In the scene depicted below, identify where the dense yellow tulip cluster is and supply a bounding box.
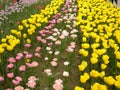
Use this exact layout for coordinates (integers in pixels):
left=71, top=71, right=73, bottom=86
left=75, top=0, right=120, bottom=89
left=0, top=0, right=64, bottom=54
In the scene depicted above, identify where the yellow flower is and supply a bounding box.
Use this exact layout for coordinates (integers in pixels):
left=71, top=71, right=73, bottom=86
left=78, top=61, right=87, bottom=71
left=81, top=43, right=90, bottom=49
left=116, top=75, right=120, bottom=82
left=74, top=86, right=85, bottom=90
left=23, top=33, right=27, bottom=38
left=6, top=45, right=14, bottom=51
left=115, top=51, right=120, bottom=59
left=101, top=64, right=107, bottom=70
left=90, top=57, right=98, bottom=64
left=1, top=38, right=7, bottom=42
left=26, top=39, right=31, bottom=43
left=117, top=62, right=120, bottom=68
left=90, top=70, right=99, bottom=78
left=82, top=37, right=87, bottom=42
left=102, top=55, right=109, bottom=64
left=91, top=83, right=107, bottom=90
left=99, top=71, right=105, bottom=78
left=18, top=25, right=23, bottom=30
left=114, top=81, right=120, bottom=88
left=104, top=76, right=115, bottom=85
left=0, top=45, right=4, bottom=53
left=80, top=73, right=90, bottom=83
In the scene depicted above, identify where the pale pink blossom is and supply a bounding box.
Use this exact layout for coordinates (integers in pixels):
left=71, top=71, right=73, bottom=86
left=17, top=53, right=23, bottom=58
left=23, top=51, right=29, bottom=55
left=62, top=71, right=69, bottom=77
left=15, top=56, right=22, bottom=60
left=54, top=51, right=60, bottom=55
left=55, top=40, right=61, bottom=45
left=15, top=76, right=22, bottom=82
left=0, top=76, right=4, bottom=82
left=45, top=57, right=49, bottom=61
left=19, top=65, right=26, bottom=72
left=26, top=63, right=32, bottom=67
left=34, top=53, right=40, bottom=58
left=50, top=61, right=57, bottom=66
left=36, top=36, right=42, bottom=41
left=55, top=79, right=63, bottom=84
left=6, top=88, right=13, bottom=90
left=12, top=79, right=20, bottom=85
left=7, top=73, right=14, bottom=78
left=24, top=44, right=31, bottom=48
left=64, top=61, right=70, bottom=66
left=41, top=39, right=47, bottom=43
left=26, top=81, right=36, bottom=88
left=14, top=86, right=24, bottom=90
left=44, top=69, right=52, bottom=76
left=28, top=76, right=37, bottom=81
left=7, top=63, right=14, bottom=69
left=59, top=35, right=65, bottom=39
left=48, top=51, right=53, bottom=54
left=35, top=47, right=41, bottom=52
left=8, top=57, right=16, bottom=63
left=31, top=61, right=39, bottom=67
left=53, top=58, right=58, bottom=61
left=46, top=47, right=51, bottom=51
left=26, top=54, right=33, bottom=58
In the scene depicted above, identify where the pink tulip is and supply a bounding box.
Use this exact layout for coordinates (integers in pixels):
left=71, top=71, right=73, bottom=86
left=31, top=61, right=39, bottom=67
left=24, top=44, right=31, bottom=48
left=7, top=63, right=14, bottom=69
left=34, top=53, right=40, bottom=58
left=7, top=73, right=14, bottom=78
left=28, top=76, right=37, bottom=81
left=8, top=57, right=16, bottom=63
left=15, top=76, right=23, bottom=82
left=12, top=79, right=20, bottom=85
left=0, top=76, right=4, bottom=82
left=50, top=61, right=57, bottom=67
left=19, top=65, right=26, bottom=72
left=14, top=86, right=24, bottom=90
left=26, top=81, right=36, bottom=88
left=35, top=47, right=41, bottom=52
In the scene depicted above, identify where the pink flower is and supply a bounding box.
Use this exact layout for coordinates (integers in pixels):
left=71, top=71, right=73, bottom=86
left=62, top=71, right=69, bottom=77
left=34, top=53, right=40, bottom=58
left=7, top=63, right=14, bottom=69
left=53, top=83, right=63, bottom=90
left=44, top=69, right=52, bottom=76
left=15, top=76, right=22, bottom=82
left=12, top=79, right=20, bottom=85
left=55, top=40, right=61, bottom=45
left=26, top=81, right=36, bottom=88
left=7, top=73, right=14, bottom=78
left=23, top=51, right=29, bottom=55
left=50, top=61, right=57, bottom=67
left=31, top=61, right=39, bottom=67
left=26, top=54, right=33, bottom=59
left=55, top=79, right=63, bottom=84
left=19, top=65, right=26, bottom=72
left=0, top=76, right=4, bottom=82
left=59, top=35, right=65, bottom=39
left=48, top=42, right=53, bottom=46
left=14, top=86, right=24, bottom=90
left=35, top=47, right=41, bottom=52
left=28, top=76, right=37, bottom=81
left=24, top=44, right=31, bottom=48
left=15, top=56, right=22, bottom=60
left=36, top=36, right=42, bottom=41
left=26, top=63, right=32, bottom=67
left=54, top=51, right=60, bottom=55
left=53, top=58, right=58, bottom=61
left=8, top=57, right=16, bottom=63
left=17, top=53, right=23, bottom=58
left=41, top=39, right=46, bottom=44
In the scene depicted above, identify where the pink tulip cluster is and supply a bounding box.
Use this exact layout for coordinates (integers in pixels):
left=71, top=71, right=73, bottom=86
left=53, top=79, right=63, bottom=90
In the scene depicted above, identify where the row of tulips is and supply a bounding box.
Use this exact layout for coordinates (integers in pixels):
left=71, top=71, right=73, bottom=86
left=0, top=0, right=38, bottom=26
left=75, top=0, right=120, bottom=90
left=0, top=0, right=65, bottom=89
left=0, top=0, right=64, bottom=54
left=0, top=0, right=80, bottom=89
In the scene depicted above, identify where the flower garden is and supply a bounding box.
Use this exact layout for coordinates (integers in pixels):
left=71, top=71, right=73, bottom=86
left=0, top=0, right=120, bottom=90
